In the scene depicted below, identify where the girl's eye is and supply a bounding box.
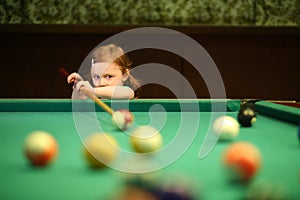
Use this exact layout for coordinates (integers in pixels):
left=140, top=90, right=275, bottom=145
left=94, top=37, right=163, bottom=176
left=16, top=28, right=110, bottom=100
left=105, top=75, right=113, bottom=79
left=93, top=75, right=100, bottom=80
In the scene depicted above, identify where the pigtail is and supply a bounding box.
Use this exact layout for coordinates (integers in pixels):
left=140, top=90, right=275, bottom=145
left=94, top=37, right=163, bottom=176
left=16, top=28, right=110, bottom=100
left=127, top=73, right=141, bottom=91
left=124, top=73, right=142, bottom=99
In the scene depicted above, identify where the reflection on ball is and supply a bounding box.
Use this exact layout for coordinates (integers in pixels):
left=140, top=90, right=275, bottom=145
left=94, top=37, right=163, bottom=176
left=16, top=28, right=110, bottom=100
left=130, top=125, right=163, bottom=153
left=83, top=133, right=119, bottom=168
left=213, top=116, right=240, bottom=140
left=23, top=130, right=58, bottom=166
left=112, top=109, right=134, bottom=130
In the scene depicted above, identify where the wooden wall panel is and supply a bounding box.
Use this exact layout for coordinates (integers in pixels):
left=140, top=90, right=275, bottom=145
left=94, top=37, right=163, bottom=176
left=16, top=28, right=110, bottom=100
left=0, top=25, right=299, bottom=101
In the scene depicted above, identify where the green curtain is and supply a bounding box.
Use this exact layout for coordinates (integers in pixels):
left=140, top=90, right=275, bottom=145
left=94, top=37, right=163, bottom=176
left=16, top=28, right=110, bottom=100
left=1, top=0, right=299, bottom=25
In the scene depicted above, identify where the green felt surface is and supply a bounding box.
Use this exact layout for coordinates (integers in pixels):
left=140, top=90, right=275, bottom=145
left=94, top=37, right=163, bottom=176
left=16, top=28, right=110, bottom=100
left=0, top=99, right=299, bottom=200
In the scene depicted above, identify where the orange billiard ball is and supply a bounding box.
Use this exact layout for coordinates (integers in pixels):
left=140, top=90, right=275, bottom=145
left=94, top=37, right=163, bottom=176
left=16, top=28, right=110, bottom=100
left=23, top=131, right=58, bottom=166
left=223, top=141, right=262, bottom=182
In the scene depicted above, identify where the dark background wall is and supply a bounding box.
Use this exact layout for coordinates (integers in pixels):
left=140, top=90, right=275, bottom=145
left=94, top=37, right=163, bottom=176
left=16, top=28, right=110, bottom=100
left=1, top=25, right=299, bottom=100
left=1, top=0, right=300, bottom=100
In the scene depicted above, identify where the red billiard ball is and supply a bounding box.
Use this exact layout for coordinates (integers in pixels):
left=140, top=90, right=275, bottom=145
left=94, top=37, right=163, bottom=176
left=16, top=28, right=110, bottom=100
left=223, top=141, right=262, bottom=182
left=112, top=109, right=134, bottom=130
left=23, top=131, right=58, bottom=166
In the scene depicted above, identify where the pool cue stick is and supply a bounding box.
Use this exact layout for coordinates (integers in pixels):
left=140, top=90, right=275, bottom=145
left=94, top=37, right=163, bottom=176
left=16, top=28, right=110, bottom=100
left=58, top=67, right=114, bottom=115
left=79, top=87, right=114, bottom=115
left=59, top=68, right=69, bottom=78
left=240, top=99, right=297, bottom=104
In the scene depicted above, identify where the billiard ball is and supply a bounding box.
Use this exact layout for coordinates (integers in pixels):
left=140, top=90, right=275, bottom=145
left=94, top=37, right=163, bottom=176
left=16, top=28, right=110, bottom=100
left=115, top=184, right=158, bottom=200
left=159, top=190, right=195, bottom=200
left=269, top=182, right=289, bottom=200
left=223, top=141, right=261, bottom=182
left=213, top=116, right=240, bottom=140
left=124, top=174, right=159, bottom=195
left=83, top=133, right=119, bottom=168
left=246, top=179, right=289, bottom=200
left=23, top=130, right=58, bottom=166
left=245, top=179, right=272, bottom=200
left=112, top=109, right=134, bottom=130
left=158, top=188, right=195, bottom=200
left=240, top=101, right=257, bottom=112
left=130, top=125, right=163, bottom=153
left=238, top=107, right=257, bottom=127
left=156, top=172, right=197, bottom=200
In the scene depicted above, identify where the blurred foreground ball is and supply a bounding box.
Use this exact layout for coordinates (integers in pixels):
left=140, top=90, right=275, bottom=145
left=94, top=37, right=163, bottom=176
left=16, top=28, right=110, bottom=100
left=83, top=133, right=119, bottom=168
left=223, top=141, right=262, bottom=181
left=246, top=179, right=289, bottom=200
left=157, top=172, right=198, bottom=200
left=23, top=131, right=58, bottom=166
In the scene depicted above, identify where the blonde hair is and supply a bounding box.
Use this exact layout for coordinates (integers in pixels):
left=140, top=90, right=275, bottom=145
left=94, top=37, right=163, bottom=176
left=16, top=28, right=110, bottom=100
left=92, top=44, right=140, bottom=90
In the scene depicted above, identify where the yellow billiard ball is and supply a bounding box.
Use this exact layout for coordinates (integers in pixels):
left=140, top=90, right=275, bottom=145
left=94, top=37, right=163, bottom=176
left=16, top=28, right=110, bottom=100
left=83, top=133, right=119, bottom=168
left=130, top=125, right=163, bottom=153
left=23, top=130, right=58, bottom=166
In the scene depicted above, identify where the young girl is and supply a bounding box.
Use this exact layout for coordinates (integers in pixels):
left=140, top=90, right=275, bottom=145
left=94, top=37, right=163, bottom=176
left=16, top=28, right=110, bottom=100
left=67, top=44, right=140, bottom=99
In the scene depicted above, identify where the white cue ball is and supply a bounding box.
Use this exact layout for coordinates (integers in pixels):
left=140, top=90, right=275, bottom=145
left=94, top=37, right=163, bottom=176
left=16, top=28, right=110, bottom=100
left=213, top=116, right=240, bottom=140
left=112, top=110, right=134, bottom=130
left=130, top=125, right=163, bottom=153
left=23, top=130, right=58, bottom=166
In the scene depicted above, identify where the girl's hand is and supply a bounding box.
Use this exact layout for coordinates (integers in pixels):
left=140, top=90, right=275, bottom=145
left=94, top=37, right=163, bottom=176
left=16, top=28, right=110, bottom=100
left=76, top=81, right=94, bottom=92
left=67, top=72, right=83, bottom=84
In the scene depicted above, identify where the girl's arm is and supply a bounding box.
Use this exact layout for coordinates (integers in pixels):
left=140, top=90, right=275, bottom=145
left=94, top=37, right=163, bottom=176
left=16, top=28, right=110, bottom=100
left=76, top=81, right=134, bottom=100
left=94, top=86, right=134, bottom=99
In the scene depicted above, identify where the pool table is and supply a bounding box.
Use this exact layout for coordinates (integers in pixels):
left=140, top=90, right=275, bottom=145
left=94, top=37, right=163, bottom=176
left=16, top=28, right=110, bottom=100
left=0, top=99, right=299, bottom=200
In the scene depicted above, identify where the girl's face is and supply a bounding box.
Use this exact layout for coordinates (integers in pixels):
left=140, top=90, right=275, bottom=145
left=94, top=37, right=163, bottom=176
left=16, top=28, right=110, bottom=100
left=91, top=62, right=127, bottom=87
